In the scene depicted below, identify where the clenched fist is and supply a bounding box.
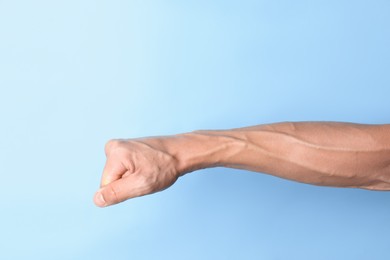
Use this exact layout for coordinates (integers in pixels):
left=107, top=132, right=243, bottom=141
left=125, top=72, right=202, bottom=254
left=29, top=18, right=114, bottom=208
left=93, top=138, right=181, bottom=207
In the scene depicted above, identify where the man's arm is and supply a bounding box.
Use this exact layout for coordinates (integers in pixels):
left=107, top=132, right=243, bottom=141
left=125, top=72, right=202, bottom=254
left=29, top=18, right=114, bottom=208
left=94, top=122, right=390, bottom=207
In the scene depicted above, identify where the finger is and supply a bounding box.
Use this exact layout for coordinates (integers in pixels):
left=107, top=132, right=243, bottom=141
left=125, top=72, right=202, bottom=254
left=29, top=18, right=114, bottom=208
left=100, top=156, right=127, bottom=187
left=94, top=175, right=152, bottom=207
left=104, top=139, right=119, bottom=157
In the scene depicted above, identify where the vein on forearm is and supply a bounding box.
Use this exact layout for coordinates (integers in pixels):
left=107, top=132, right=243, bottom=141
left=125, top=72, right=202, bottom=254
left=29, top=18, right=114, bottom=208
left=217, top=129, right=390, bottom=189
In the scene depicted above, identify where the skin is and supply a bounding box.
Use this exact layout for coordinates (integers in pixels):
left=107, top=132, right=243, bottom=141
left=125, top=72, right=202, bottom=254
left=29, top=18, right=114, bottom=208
left=93, top=122, right=390, bottom=207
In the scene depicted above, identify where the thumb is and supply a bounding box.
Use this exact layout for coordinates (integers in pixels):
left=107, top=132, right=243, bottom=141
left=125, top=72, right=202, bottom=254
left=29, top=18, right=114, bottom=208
left=94, top=175, right=151, bottom=207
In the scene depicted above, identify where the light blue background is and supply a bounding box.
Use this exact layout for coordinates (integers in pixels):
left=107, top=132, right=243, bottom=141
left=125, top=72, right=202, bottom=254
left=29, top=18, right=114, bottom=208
left=1, top=0, right=390, bottom=259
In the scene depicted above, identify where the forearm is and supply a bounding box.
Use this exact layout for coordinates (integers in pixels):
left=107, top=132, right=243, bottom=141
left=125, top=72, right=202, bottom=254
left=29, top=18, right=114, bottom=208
left=165, top=122, right=390, bottom=190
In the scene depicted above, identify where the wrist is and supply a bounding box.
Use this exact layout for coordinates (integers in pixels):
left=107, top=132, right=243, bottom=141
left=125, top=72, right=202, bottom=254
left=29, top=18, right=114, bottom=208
left=162, top=130, right=240, bottom=176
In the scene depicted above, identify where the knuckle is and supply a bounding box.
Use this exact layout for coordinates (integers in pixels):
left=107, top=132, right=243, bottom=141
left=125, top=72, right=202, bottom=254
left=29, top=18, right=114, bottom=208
left=105, top=139, right=122, bottom=155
